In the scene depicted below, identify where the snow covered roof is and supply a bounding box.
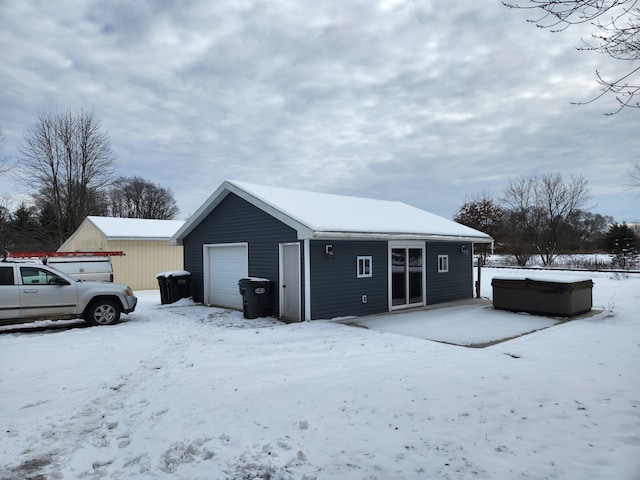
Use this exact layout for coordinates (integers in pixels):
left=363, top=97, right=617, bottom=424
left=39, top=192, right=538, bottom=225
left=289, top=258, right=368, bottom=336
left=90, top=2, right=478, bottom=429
left=172, top=180, right=492, bottom=244
left=87, top=216, right=185, bottom=240
left=73, top=216, right=185, bottom=242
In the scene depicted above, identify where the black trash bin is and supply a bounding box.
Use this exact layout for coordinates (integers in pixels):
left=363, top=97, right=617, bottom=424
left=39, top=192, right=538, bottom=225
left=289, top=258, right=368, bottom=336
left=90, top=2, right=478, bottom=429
left=238, top=278, right=273, bottom=319
left=157, top=274, right=170, bottom=304
left=157, top=271, right=192, bottom=304
left=168, top=271, right=192, bottom=303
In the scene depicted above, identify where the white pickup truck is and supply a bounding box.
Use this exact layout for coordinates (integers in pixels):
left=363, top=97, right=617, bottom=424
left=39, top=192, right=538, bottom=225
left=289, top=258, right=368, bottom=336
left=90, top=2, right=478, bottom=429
left=0, top=261, right=137, bottom=326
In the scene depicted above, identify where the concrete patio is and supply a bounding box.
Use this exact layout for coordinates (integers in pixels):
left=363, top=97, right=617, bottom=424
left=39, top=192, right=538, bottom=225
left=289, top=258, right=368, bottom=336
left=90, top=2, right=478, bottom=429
left=341, top=298, right=601, bottom=348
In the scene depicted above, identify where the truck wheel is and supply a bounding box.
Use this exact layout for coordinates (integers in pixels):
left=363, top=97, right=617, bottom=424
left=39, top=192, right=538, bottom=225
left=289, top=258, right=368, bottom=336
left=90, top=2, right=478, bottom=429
left=85, top=299, right=121, bottom=326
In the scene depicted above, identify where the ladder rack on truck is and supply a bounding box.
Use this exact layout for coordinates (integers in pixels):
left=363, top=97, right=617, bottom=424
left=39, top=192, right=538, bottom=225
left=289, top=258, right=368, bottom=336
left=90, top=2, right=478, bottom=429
left=4, top=251, right=125, bottom=259
left=2, top=251, right=122, bottom=282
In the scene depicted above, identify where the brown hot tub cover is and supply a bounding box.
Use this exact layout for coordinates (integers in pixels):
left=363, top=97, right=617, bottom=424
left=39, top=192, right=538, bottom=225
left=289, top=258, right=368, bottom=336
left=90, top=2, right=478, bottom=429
left=492, top=276, right=593, bottom=317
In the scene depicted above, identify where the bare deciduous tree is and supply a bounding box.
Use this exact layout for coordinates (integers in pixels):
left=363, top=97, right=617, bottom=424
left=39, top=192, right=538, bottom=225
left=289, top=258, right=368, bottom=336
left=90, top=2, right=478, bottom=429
left=566, top=210, right=613, bottom=250
left=504, top=0, right=640, bottom=114
left=109, top=176, right=179, bottom=220
left=502, top=172, right=591, bottom=265
left=19, top=109, right=116, bottom=246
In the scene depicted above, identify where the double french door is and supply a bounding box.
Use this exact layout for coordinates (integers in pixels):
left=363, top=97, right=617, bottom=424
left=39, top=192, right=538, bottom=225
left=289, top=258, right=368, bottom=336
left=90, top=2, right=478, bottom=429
left=390, top=246, right=424, bottom=309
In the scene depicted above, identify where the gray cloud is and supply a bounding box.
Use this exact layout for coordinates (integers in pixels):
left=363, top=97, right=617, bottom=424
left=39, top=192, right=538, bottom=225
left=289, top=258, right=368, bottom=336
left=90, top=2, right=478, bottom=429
left=0, top=0, right=637, bottom=221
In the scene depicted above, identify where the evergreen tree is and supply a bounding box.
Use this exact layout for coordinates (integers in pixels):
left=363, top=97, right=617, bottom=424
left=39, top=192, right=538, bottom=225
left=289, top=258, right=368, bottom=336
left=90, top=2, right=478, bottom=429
left=606, top=222, right=639, bottom=269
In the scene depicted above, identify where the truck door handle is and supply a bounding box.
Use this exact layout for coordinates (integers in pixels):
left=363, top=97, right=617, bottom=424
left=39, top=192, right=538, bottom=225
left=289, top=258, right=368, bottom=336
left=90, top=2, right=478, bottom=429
left=23, top=289, right=38, bottom=293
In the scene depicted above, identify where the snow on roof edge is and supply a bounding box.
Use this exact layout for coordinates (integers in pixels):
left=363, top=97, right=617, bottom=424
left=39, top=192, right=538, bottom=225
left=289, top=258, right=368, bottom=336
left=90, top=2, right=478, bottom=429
left=87, top=216, right=185, bottom=240
left=227, top=180, right=492, bottom=240
left=173, top=180, right=493, bottom=243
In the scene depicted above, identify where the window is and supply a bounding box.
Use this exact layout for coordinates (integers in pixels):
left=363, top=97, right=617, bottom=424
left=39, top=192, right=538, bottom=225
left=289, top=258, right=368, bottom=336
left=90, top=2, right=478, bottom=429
left=438, top=255, right=449, bottom=273
left=357, top=256, right=372, bottom=278
left=20, top=267, right=59, bottom=285
left=0, top=266, right=14, bottom=285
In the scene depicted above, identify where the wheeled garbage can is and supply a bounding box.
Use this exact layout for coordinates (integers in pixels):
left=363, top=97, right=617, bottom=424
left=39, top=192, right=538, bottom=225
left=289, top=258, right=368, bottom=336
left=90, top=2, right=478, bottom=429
left=238, top=278, right=273, bottom=319
left=157, top=271, right=192, bottom=304
left=157, top=274, right=170, bottom=304
left=168, top=271, right=192, bottom=303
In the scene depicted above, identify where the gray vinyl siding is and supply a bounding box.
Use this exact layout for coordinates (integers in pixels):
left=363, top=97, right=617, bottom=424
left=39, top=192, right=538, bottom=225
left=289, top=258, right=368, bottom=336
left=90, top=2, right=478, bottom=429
left=183, top=193, right=298, bottom=311
left=182, top=191, right=477, bottom=318
left=309, top=240, right=388, bottom=319
left=426, top=241, right=473, bottom=304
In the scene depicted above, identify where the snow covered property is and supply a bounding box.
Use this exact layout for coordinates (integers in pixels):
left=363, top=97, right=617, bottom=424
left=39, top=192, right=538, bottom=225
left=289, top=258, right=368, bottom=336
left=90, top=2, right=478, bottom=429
left=1, top=267, right=638, bottom=479
left=171, top=180, right=493, bottom=321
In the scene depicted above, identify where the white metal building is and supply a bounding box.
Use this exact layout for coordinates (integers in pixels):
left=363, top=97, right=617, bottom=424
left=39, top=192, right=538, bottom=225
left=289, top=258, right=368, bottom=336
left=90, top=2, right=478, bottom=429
left=58, top=216, right=185, bottom=290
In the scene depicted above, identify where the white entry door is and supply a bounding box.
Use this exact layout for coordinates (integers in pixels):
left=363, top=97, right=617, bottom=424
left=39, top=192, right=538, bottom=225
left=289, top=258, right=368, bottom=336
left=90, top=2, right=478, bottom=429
left=279, top=243, right=301, bottom=321
left=205, top=243, right=248, bottom=309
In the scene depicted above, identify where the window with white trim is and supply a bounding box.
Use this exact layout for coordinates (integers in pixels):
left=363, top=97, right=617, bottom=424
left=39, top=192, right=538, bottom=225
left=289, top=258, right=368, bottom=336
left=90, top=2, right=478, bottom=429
left=357, top=256, right=372, bottom=278
left=437, top=254, right=449, bottom=273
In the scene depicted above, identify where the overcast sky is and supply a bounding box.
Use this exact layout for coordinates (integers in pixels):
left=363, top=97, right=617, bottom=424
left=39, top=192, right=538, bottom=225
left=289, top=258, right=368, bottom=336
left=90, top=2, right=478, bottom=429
left=1, top=0, right=638, bottom=223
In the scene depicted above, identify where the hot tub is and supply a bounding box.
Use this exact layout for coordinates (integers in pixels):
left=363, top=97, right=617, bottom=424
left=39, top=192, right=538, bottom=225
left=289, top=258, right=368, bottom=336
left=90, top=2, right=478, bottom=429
left=492, top=276, right=593, bottom=317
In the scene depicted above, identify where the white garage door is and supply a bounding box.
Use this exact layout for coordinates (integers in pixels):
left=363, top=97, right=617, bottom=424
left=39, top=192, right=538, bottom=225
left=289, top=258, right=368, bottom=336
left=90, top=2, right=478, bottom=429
left=205, top=243, right=248, bottom=309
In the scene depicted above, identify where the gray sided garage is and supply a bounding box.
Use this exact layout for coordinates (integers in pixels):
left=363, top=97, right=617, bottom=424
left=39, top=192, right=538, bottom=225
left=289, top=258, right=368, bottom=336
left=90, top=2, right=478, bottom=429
left=172, top=180, right=493, bottom=321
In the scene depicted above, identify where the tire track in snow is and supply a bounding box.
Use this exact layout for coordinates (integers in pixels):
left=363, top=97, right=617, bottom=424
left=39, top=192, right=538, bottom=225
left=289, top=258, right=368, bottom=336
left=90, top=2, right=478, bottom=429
left=1, top=308, right=230, bottom=479
left=2, top=305, right=284, bottom=479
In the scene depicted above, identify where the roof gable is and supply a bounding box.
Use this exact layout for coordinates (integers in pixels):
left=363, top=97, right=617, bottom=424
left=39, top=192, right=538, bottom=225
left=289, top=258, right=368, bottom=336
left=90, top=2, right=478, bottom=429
left=172, top=180, right=492, bottom=244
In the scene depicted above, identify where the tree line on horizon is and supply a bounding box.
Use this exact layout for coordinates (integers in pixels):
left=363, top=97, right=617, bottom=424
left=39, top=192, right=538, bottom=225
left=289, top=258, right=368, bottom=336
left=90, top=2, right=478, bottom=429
left=454, top=172, right=639, bottom=269
left=0, top=109, right=179, bottom=252
left=1, top=109, right=638, bottom=265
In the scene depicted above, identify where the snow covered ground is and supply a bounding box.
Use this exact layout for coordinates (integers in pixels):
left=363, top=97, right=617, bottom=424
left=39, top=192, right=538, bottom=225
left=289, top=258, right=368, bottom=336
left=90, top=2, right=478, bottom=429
left=1, top=268, right=639, bottom=479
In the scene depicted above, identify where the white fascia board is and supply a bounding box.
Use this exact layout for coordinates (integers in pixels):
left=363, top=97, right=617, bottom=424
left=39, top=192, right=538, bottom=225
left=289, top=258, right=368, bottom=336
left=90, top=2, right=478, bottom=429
left=307, top=231, right=494, bottom=243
